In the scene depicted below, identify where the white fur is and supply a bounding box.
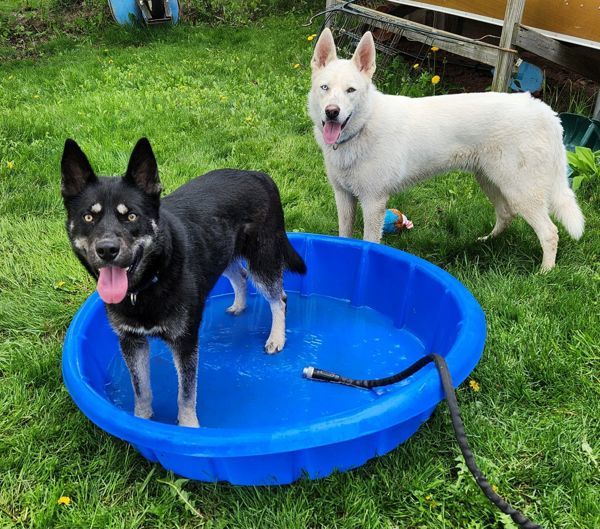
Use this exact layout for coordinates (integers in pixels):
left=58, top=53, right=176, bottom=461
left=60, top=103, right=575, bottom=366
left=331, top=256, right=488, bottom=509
left=90, top=203, right=102, bottom=213
left=117, top=203, right=129, bottom=215
left=308, top=29, right=585, bottom=271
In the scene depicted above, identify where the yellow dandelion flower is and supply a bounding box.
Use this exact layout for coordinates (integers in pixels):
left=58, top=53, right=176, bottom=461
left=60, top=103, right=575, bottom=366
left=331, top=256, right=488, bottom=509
left=469, top=379, right=481, bottom=392
left=431, top=75, right=441, bottom=85
left=219, top=94, right=227, bottom=102
left=293, top=63, right=301, bottom=69
left=55, top=280, right=66, bottom=288
left=57, top=496, right=71, bottom=505
left=307, top=34, right=317, bottom=41
left=412, top=63, right=420, bottom=69
left=492, top=485, right=498, bottom=493
left=431, top=46, right=439, bottom=52
left=33, top=94, right=40, bottom=99
left=6, top=160, right=15, bottom=170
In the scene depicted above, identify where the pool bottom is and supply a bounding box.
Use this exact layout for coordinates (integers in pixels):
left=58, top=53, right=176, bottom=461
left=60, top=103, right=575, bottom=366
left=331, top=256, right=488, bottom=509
left=106, top=292, right=427, bottom=430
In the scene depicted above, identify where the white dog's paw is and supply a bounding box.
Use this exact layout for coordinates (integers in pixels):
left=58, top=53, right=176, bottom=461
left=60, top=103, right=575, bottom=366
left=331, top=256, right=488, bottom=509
left=134, top=403, right=153, bottom=420
left=226, top=303, right=246, bottom=316
left=178, top=412, right=200, bottom=428
left=477, top=234, right=491, bottom=242
left=264, top=335, right=285, bottom=355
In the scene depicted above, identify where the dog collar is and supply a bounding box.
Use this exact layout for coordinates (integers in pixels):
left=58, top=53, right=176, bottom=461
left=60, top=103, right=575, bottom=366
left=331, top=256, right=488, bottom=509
left=129, top=274, right=159, bottom=305
left=332, top=125, right=362, bottom=150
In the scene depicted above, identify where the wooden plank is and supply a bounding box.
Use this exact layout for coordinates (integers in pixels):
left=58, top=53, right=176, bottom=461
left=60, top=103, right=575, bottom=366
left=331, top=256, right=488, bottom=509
left=491, top=0, right=525, bottom=92
left=334, top=2, right=502, bottom=66
left=516, top=26, right=600, bottom=82
left=387, top=0, right=600, bottom=44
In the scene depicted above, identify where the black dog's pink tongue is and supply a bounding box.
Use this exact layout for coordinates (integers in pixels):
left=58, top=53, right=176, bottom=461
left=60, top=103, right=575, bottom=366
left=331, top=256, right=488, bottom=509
left=323, top=121, right=342, bottom=145
left=97, top=266, right=128, bottom=304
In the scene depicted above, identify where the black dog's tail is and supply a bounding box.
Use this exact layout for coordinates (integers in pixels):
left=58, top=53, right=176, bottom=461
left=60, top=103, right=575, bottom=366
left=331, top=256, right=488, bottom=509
left=283, top=237, right=307, bottom=274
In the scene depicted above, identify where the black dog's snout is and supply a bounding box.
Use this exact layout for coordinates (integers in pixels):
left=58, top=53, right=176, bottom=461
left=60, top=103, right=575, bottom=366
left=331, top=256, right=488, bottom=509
left=95, top=239, right=120, bottom=261
left=325, top=105, right=340, bottom=120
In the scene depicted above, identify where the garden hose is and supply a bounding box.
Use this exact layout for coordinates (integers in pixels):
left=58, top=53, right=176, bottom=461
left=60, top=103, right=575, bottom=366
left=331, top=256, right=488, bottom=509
left=303, top=354, right=543, bottom=529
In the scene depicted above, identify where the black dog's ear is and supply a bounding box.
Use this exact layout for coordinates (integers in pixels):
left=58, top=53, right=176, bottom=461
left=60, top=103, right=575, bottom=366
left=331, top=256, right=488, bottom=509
left=123, top=138, right=162, bottom=196
left=61, top=139, right=98, bottom=198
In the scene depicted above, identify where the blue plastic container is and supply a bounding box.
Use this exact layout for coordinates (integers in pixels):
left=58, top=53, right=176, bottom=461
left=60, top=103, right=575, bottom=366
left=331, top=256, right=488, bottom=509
left=62, top=234, right=486, bottom=485
left=108, top=0, right=180, bottom=25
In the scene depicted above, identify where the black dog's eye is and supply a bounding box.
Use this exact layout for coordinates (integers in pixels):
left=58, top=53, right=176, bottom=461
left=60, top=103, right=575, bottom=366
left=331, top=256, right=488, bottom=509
left=83, top=213, right=93, bottom=223
left=346, top=87, right=356, bottom=93
left=127, top=213, right=138, bottom=222
left=320, top=84, right=329, bottom=91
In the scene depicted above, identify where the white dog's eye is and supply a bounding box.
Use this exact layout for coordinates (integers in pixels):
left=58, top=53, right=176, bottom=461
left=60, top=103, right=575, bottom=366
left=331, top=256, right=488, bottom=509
left=83, top=213, right=93, bottom=223
left=346, top=87, right=356, bottom=93
left=320, top=84, right=329, bottom=91
left=127, top=213, right=138, bottom=222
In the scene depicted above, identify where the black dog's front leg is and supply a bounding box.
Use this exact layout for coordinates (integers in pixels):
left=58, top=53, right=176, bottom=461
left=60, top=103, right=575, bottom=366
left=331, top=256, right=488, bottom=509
left=119, top=333, right=153, bottom=420
left=168, top=332, right=200, bottom=428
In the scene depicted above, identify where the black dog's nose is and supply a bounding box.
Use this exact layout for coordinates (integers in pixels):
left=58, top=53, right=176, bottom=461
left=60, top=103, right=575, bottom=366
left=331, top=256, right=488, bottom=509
left=95, top=240, right=120, bottom=261
left=325, top=105, right=340, bottom=120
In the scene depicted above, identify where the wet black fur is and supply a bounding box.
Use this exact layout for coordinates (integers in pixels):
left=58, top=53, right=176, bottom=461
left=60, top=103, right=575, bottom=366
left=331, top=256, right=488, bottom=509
left=61, top=138, right=306, bottom=423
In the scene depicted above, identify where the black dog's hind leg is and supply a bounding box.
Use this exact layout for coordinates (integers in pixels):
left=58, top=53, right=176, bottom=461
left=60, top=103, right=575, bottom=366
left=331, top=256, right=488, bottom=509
left=120, top=334, right=153, bottom=419
left=169, top=333, right=200, bottom=428
left=252, top=270, right=286, bottom=354
left=223, top=260, right=248, bottom=315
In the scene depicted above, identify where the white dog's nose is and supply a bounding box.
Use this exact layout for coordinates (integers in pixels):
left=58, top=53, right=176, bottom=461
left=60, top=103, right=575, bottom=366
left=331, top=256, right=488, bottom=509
left=325, top=105, right=340, bottom=120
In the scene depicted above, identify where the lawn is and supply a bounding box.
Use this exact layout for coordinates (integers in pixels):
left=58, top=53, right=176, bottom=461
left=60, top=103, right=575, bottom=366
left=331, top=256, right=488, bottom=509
left=0, top=6, right=599, bottom=529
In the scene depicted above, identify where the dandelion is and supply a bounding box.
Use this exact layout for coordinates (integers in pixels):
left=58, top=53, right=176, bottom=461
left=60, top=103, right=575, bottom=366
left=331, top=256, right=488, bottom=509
left=57, top=496, right=71, bottom=506
left=293, top=63, right=301, bottom=69
left=6, top=161, right=15, bottom=170
left=412, top=63, right=420, bottom=69
left=219, top=94, right=227, bottom=102
left=307, top=34, right=317, bottom=41
left=33, top=94, right=40, bottom=99
left=431, top=46, right=439, bottom=52
left=431, top=75, right=441, bottom=85
left=469, top=379, right=481, bottom=392
left=492, top=485, right=498, bottom=493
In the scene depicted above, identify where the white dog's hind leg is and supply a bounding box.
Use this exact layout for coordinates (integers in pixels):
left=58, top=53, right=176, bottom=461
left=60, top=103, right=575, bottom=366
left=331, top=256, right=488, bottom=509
left=224, top=260, right=248, bottom=315
left=361, top=196, right=388, bottom=243
left=334, top=185, right=357, bottom=238
left=476, top=174, right=515, bottom=241
left=519, top=208, right=559, bottom=271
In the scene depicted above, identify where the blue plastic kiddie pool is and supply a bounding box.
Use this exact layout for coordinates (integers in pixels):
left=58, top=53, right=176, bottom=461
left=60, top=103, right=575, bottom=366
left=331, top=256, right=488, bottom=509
left=62, top=233, right=486, bottom=485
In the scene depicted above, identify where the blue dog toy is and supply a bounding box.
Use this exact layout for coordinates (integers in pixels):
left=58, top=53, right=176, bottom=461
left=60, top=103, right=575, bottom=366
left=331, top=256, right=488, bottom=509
left=383, top=209, right=413, bottom=234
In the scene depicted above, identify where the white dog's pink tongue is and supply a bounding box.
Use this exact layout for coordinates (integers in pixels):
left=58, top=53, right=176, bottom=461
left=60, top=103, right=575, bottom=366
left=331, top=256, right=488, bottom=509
left=97, top=266, right=128, bottom=304
left=323, top=121, right=342, bottom=145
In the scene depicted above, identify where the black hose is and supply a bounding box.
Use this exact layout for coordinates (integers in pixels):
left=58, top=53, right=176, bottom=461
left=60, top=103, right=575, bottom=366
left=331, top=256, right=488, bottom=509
left=303, top=353, right=543, bottom=529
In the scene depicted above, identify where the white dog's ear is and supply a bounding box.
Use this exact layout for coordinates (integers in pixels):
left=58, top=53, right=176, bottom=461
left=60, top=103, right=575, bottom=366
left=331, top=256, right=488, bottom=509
left=311, top=28, right=337, bottom=71
left=352, top=31, right=376, bottom=78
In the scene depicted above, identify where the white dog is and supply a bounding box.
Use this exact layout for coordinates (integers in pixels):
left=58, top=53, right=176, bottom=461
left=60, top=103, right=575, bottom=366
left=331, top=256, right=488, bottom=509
left=308, top=28, right=584, bottom=270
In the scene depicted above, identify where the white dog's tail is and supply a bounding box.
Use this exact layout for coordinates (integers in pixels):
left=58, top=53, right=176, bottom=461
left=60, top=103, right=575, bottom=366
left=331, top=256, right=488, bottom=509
left=551, top=182, right=585, bottom=240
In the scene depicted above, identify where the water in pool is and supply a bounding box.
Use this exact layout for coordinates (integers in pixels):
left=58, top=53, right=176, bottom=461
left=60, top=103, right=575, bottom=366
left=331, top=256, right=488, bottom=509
left=105, top=292, right=426, bottom=428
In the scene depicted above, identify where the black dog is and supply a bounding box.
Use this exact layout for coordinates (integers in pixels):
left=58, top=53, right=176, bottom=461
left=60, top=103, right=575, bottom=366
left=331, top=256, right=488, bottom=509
left=61, top=138, right=306, bottom=427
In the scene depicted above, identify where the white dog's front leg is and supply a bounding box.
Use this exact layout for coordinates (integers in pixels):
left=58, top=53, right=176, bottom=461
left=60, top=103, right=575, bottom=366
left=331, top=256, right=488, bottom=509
left=361, top=196, right=388, bottom=243
left=333, top=185, right=357, bottom=238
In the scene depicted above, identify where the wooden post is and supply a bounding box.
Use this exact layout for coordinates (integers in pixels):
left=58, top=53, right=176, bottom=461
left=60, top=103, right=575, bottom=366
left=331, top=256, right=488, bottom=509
left=491, top=0, right=526, bottom=92
left=325, top=0, right=336, bottom=27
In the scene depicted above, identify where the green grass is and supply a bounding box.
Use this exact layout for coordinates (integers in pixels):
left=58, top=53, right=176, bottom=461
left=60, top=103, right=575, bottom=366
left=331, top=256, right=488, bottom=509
left=1, top=11, right=599, bottom=529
